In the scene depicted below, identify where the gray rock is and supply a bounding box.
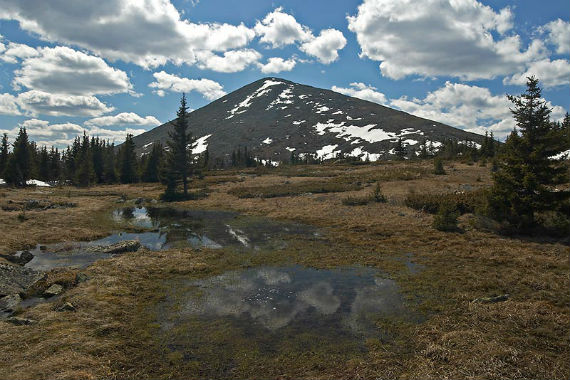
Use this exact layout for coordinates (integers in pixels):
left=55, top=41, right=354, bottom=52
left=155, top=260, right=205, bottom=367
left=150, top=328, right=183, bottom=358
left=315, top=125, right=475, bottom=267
left=0, top=294, right=21, bottom=312
left=7, top=316, right=36, bottom=325
left=102, top=240, right=141, bottom=254
left=473, top=294, right=509, bottom=304
left=0, top=263, right=44, bottom=296
left=57, top=302, right=76, bottom=312
left=75, top=273, right=89, bottom=283
left=44, top=284, right=64, bottom=297
left=18, top=251, right=34, bottom=265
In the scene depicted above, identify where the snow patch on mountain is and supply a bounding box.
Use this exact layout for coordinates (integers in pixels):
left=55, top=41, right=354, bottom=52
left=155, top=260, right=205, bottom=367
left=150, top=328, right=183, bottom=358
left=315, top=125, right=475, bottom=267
left=227, top=79, right=283, bottom=119
left=193, top=134, right=212, bottom=154
left=262, top=137, right=273, bottom=144
left=315, top=144, right=340, bottom=160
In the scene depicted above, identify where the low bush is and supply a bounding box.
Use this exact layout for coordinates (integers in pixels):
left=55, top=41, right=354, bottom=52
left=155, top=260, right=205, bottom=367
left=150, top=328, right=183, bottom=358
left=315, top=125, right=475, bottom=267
left=342, top=196, right=371, bottom=206
left=433, top=202, right=460, bottom=232
left=229, top=181, right=362, bottom=199
left=405, top=189, right=487, bottom=215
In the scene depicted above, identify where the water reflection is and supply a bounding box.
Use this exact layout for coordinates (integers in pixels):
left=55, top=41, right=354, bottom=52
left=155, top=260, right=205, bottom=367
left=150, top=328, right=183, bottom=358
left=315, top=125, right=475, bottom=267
left=112, top=207, right=318, bottom=251
left=168, top=266, right=405, bottom=334
left=24, top=207, right=319, bottom=271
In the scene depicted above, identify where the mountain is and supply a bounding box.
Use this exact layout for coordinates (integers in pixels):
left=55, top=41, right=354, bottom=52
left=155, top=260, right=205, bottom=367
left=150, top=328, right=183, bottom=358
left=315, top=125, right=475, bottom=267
left=132, top=77, right=484, bottom=163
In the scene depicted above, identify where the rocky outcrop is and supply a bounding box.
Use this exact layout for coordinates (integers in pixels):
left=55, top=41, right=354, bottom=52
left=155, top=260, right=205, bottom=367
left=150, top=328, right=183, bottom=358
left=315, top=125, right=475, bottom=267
left=43, top=283, right=64, bottom=297
left=0, top=294, right=21, bottom=312
left=0, top=263, right=44, bottom=296
left=102, top=240, right=141, bottom=254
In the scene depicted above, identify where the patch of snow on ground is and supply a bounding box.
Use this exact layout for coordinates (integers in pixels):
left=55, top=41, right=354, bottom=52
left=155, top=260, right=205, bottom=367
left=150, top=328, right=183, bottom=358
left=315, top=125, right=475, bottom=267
left=314, top=122, right=396, bottom=144
left=551, top=149, right=570, bottom=160
left=403, top=139, right=419, bottom=145
left=142, top=142, right=154, bottom=149
left=292, top=120, right=306, bottom=125
left=226, top=79, right=282, bottom=119
left=315, top=144, right=340, bottom=160
left=285, top=147, right=296, bottom=152
left=226, top=225, right=250, bottom=247
left=332, top=110, right=343, bottom=115
left=27, top=179, right=50, bottom=187
left=315, top=106, right=330, bottom=113
left=346, top=115, right=362, bottom=121
left=258, top=159, right=280, bottom=167
left=399, top=128, right=423, bottom=136
left=298, top=94, right=308, bottom=99
left=192, top=134, right=212, bottom=154
left=0, top=178, right=5, bottom=185
left=266, top=87, right=294, bottom=110
left=262, top=138, right=273, bottom=144
left=458, top=140, right=482, bottom=149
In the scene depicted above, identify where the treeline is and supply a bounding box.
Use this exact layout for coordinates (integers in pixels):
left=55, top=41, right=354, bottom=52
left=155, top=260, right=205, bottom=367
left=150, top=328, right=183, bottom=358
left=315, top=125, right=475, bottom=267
left=0, top=129, right=206, bottom=187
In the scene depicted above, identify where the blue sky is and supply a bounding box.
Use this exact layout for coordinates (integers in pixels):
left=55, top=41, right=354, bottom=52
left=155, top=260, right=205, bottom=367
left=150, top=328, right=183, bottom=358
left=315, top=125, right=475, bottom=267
left=0, top=0, right=568, bottom=147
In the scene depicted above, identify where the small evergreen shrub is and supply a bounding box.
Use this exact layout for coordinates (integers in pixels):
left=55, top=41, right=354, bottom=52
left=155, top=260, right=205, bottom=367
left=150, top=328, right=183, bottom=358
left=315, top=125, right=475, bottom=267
left=433, top=202, right=460, bottom=231
left=372, top=183, right=387, bottom=203
left=434, top=157, right=446, bottom=175
left=405, top=189, right=487, bottom=215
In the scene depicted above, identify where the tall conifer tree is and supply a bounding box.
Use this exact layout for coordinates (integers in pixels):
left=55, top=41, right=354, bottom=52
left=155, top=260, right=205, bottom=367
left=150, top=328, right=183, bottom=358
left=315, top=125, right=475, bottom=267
left=489, top=77, right=570, bottom=231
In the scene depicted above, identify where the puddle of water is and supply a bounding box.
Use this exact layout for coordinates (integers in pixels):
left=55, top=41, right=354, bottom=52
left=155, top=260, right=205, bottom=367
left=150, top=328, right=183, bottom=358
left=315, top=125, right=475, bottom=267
left=24, top=207, right=320, bottom=271
left=158, top=266, right=412, bottom=357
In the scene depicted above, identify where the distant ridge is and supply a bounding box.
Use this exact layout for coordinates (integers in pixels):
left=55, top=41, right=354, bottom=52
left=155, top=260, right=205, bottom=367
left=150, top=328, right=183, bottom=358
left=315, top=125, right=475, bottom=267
left=132, top=77, right=484, bottom=162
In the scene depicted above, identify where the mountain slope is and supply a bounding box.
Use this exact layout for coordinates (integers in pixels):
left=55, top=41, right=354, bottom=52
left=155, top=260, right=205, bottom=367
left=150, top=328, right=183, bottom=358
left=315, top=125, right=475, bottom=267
left=132, top=77, right=484, bottom=162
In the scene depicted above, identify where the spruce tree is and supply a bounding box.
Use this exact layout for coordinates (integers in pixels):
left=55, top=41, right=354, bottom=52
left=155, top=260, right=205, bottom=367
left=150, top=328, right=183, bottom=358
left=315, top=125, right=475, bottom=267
left=142, top=142, right=163, bottom=182
left=49, top=147, right=61, bottom=182
left=489, top=76, right=570, bottom=231
left=164, top=94, right=193, bottom=197
left=119, top=134, right=138, bottom=184
left=4, top=128, right=32, bottom=186
left=0, top=133, right=8, bottom=177
left=38, top=146, right=50, bottom=182
left=394, top=137, right=406, bottom=159
left=76, top=132, right=95, bottom=187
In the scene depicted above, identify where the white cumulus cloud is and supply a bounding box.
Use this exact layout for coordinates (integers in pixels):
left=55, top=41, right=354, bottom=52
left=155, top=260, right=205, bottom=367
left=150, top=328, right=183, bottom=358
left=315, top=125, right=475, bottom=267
left=195, top=49, right=261, bottom=73
left=0, top=0, right=257, bottom=69
left=0, top=93, right=21, bottom=115
left=254, top=7, right=312, bottom=47
left=258, top=57, right=297, bottom=73
left=149, top=71, right=226, bottom=100
left=85, top=112, right=161, bottom=127
left=17, top=90, right=114, bottom=117
left=541, top=18, right=570, bottom=54
left=347, top=0, right=546, bottom=80
left=332, top=82, right=387, bottom=105
left=389, top=81, right=567, bottom=139
left=13, top=46, right=132, bottom=96
left=504, top=59, right=570, bottom=88
left=300, top=29, right=346, bottom=64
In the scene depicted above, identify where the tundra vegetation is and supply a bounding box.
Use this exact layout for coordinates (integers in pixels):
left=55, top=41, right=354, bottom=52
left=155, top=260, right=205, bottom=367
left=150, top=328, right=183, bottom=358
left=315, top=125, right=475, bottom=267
left=0, top=78, right=568, bottom=379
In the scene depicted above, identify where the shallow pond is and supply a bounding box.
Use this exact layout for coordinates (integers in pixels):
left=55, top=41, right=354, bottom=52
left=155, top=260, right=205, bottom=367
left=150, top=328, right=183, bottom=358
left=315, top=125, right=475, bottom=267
left=156, top=266, right=416, bottom=371
left=24, top=207, right=320, bottom=271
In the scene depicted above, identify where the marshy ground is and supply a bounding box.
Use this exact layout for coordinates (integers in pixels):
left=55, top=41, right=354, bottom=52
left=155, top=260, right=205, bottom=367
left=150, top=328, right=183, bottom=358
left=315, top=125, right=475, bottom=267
left=0, top=160, right=568, bottom=379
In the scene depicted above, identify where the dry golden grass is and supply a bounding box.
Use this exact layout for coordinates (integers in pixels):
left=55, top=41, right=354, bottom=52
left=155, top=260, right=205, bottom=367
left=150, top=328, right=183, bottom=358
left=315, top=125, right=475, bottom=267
left=0, top=160, right=568, bottom=379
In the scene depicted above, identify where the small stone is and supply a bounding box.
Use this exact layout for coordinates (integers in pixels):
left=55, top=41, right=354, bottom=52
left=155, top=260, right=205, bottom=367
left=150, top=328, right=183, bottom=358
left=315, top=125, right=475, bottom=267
left=6, top=317, right=36, bottom=325
left=75, top=273, right=89, bottom=283
left=0, top=294, right=21, bottom=312
left=18, top=251, right=34, bottom=265
left=57, top=302, right=76, bottom=312
left=44, top=283, right=64, bottom=297
left=473, top=294, right=509, bottom=304
left=134, top=197, right=144, bottom=205
left=102, top=240, right=141, bottom=254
